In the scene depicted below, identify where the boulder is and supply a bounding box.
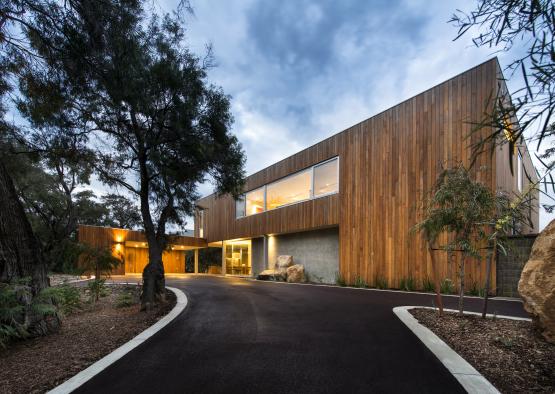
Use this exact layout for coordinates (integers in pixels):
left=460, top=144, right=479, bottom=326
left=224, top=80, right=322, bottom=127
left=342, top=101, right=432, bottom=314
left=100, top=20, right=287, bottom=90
left=286, top=264, right=305, bottom=283
left=518, top=219, right=555, bottom=343
left=274, top=255, right=293, bottom=281
left=257, top=269, right=276, bottom=281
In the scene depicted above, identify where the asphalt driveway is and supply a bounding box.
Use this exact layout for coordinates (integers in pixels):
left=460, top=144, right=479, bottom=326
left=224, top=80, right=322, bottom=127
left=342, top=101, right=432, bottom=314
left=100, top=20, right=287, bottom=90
left=75, top=275, right=527, bottom=394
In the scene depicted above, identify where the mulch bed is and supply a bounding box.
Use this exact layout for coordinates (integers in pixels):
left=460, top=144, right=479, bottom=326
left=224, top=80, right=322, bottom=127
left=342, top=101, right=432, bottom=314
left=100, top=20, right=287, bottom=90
left=0, top=285, right=176, bottom=394
left=410, top=308, right=555, bottom=393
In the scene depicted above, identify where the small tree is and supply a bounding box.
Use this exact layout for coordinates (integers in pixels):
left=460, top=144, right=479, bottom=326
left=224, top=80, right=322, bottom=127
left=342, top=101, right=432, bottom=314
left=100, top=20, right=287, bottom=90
left=412, top=205, right=445, bottom=316
left=416, top=165, right=495, bottom=316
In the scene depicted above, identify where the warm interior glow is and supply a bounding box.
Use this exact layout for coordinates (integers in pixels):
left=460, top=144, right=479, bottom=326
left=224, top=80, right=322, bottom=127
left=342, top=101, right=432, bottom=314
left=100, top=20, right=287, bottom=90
left=246, top=187, right=265, bottom=215
left=266, top=169, right=311, bottom=210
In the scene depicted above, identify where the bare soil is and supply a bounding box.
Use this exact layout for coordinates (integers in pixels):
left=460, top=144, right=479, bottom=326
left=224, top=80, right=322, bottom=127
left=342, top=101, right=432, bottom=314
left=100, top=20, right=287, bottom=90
left=0, top=285, right=176, bottom=394
left=410, top=308, right=555, bottom=393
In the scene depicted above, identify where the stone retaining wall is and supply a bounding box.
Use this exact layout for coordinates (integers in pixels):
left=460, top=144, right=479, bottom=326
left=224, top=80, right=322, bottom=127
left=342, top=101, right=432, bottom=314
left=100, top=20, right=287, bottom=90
left=496, top=234, right=537, bottom=297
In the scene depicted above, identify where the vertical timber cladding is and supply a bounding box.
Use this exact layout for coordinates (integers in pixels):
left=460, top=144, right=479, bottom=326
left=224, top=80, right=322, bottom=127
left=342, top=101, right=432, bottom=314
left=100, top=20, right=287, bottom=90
left=77, top=225, right=206, bottom=274
left=198, top=59, right=533, bottom=289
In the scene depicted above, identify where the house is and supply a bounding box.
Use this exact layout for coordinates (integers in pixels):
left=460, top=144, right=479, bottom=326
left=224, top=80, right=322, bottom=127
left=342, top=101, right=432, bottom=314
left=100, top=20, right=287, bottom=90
left=194, top=58, right=538, bottom=287
left=78, top=58, right=538, bottom=290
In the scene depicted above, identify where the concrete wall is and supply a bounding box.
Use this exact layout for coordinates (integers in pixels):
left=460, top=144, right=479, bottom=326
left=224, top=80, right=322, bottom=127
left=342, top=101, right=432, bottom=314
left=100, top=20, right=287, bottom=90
left=252, top=227, right=339, bottom=284
left=496, top=234, right=536, bottom=297
left=251, top=237, right=265, bottom=276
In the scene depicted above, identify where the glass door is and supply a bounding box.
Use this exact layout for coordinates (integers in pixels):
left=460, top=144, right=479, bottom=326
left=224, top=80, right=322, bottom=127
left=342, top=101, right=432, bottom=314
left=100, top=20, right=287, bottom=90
left=225, top=241, right=251, bottom=275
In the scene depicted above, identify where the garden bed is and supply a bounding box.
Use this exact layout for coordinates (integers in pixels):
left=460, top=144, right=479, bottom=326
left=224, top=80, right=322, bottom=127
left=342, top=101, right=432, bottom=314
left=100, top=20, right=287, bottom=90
left=410, top=308, right=555, bottom=393
left=0, top=284, right=176, bottom=394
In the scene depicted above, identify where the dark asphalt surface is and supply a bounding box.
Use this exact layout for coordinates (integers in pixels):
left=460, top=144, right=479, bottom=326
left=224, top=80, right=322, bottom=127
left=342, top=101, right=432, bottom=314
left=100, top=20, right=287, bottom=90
left=75, top=275, right=528, bottom=394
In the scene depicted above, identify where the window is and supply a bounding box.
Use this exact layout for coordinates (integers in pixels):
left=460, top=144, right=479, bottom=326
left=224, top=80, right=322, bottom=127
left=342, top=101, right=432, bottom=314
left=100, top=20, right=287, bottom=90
left=517, top=151, right=523, bottom=192
left=266, top=169, right=311, bottom=210
left=246, top=187, right=265, bottom=216
left=235, top=157, right=340, bottom=218
left=313, top=158, right=339, bottom=197
left=235, top=195, right=246, bottom=218
left=198, top=210, right=204, bottom=238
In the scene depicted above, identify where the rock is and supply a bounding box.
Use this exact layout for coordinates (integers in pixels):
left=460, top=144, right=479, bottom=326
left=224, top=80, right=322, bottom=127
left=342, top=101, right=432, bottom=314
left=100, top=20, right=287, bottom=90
left=286, top=264, right=305, bottom=283
left=257, top=269, right=276, bottom=281
left=274, top=255, right=293, bottom=281
left=518, top=219, right=555, bottom=343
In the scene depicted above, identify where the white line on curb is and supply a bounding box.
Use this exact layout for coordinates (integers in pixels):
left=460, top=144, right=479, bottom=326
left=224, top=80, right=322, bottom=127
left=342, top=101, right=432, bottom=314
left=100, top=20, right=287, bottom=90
left=47, top=286, right=188, bottom=394
left=393, top=306, right=530, bottom=394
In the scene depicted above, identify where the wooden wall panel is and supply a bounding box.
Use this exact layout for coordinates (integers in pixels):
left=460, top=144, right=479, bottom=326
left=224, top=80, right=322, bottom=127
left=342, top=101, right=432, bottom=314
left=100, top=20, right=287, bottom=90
left=78, top=225, right=205, bottom=274
left=197, top=58, right=539, bottom=290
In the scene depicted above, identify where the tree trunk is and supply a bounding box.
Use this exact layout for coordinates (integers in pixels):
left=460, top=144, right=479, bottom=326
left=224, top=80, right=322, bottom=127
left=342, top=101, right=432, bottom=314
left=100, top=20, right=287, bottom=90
left=482, top=238, right=497, bottom=318
left=458, top=253, right=466, bottom=316
left=428, top=242, right=443, bottom=316
left=137, top=149, right=167, bottom=309
left=0, top=161, right=48, bottom=292
left=141, top=240, right=166, bottom=310
left=0, top=160, right=58, bottom=335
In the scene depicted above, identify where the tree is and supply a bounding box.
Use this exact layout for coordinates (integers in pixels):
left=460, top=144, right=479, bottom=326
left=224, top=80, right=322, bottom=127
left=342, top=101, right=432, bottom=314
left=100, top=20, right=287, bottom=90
left=0, top=0, right=50, bottom=297
left=416, top=165, right=495, bottom=316
left=20, top=1, right=245, bottom=308
left=451, top=0, right=555, bottom=209
left=412, top=206, right=445, bottom=316
left=100, top=194, right=142, bottom=229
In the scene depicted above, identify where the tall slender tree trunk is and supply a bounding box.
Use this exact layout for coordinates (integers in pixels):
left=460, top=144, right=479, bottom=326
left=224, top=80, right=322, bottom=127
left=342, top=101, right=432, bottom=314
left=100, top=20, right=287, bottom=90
left=482, top=238, right=497, bottom=318
left=458, top=254, right=466, bottom=316
left=427, top=242, right=443, bottom=316
left=138, top=154, right=166, bottom=309
left=0, top=160, right=58, bottom=335
left=0, top=161, right=48, bottom=291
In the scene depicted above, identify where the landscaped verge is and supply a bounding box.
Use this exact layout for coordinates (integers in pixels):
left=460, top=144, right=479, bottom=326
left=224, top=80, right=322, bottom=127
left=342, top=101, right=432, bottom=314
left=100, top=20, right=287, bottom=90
left=395, top=306, right=554, bottom=394
left=0, top=284, right=180, bottom=394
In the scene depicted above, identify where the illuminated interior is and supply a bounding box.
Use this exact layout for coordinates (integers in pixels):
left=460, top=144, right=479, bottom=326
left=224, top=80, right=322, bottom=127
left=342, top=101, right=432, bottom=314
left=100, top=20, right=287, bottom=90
left=267, top=169, right=311, bottom=210
left=224, top=240, right=251, bottom=275
left=246, top=187, right=265, bottom=215
left=236, top=157, right=339, bottom=218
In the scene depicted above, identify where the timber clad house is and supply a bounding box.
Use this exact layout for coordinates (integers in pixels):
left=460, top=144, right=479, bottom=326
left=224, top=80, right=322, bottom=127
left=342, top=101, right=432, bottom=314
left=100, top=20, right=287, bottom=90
left=79, top=58, right=539, bottom=291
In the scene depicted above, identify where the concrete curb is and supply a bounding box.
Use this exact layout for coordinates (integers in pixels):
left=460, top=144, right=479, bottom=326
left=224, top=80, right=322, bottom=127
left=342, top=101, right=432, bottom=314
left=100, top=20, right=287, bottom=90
left=393, top=306, right=531, bottom=394
left=240, top=277, right=523, bottom=302
left=47, top=286, right=187, bottom=394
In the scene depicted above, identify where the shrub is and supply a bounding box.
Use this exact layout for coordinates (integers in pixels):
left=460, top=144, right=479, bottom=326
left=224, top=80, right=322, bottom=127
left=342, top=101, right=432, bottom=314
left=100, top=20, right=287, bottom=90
left=352, top=275, right=367, bottom=288
left=399, top=276, right=416, bottom=292
left=0, top=284, right=27, bottom=348
left=87, top=279, right=106, bottom=303
left=422, top=277, right=435, bottom=292
left=375, top=276, right=388, bottom=289
left=115, top=292, right=135, bottom=308
left=0, top=282, right=61, bottom=348
left=40, top=284, right=81, bottom=315
left=440, top=278, right=454, bottom=294
left=335, top=272, right=347, bottom=287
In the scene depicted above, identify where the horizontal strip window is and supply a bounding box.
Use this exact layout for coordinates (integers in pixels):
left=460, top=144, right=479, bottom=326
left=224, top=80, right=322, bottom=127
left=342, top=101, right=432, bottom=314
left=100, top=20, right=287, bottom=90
left=236, top=157, right=339, bottom=218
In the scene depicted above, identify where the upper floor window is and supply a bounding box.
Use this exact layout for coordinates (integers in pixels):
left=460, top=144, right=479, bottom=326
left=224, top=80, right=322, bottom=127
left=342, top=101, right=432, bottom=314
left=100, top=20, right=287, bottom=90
left=517, top=151, right=523, bottom=192
left=313, top=158, right=339, bottom=197
left=236, top=157, right=339, bottom=218
left=198, top=209, right=204, bottom=238
left=266, top=169, right=311, bottom=210
left=245, top=187, right=265, bottom=216
left=235, top=195, right=246, bottom=218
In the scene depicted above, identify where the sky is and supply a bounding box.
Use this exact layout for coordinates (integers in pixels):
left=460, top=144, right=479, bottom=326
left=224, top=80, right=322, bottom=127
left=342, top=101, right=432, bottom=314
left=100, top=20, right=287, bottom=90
left=77, top=0, right=553, bottom=231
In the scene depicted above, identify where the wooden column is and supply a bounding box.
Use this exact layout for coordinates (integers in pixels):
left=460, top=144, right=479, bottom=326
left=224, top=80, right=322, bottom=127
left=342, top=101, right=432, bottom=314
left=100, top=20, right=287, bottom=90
left=221, top=241, right=226, bottom=275
left=194, top=249, right=199, bottom=274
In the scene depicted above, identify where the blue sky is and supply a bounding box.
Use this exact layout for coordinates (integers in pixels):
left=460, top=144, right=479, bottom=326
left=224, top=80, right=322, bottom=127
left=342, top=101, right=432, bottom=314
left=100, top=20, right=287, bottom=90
left=154, top=0, right=554, bottom=230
